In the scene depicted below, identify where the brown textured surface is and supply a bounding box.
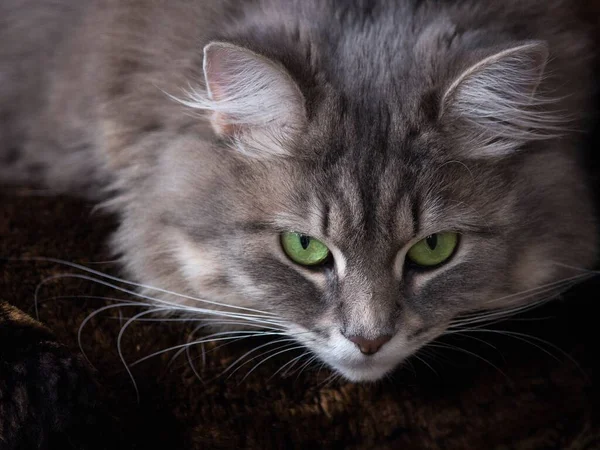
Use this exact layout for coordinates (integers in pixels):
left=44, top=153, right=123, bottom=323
left=0, top=188, right=599, bottom=450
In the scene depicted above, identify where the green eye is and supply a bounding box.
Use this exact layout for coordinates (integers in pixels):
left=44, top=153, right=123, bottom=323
left=281, top=232, right=330, bottom=266
left=406, top=232, right=458, bottom=268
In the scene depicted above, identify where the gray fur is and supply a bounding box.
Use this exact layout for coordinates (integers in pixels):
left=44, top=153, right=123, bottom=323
left=1, top=0, right=597, bottom=381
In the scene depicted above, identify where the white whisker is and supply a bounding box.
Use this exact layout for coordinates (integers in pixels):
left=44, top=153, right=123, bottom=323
left=16, top=256, right=279, bottom=317
left=103, top=316, right=287, bottom=332
left=444, top=328, right=589, bottom=382
left=35, top=273, right=283, bottom=326
left=549, top=262, right=600, bottom=274
left=219, top=339, right=297, bottom=379
left=241, top=345, right=306, bottom=382
left=475, top=272, right=589, bottom=309
left=412, top=354, right=439, bottom=378
left=269, top=350, right=310, bottom=380
left=187, top=324, right=207, bottom=383
left=450, top=274, right=590, bottom=328
left=166, top=323, right=210, bottom=371
left=426, top=341, right=510, bottom=380
left=295, top=355, right=320, bottom=379
left=129, top=331, right=289, bottom=368
left=316, top=370, right=339, bottom=388
left=77, top=301, right=156, bottom=368
left=117, top=307, right=174, bottom=402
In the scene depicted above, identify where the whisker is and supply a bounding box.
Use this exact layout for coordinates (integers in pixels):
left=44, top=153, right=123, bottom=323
left=164, top=323, right=211, bottom=381
left=103, top=316, right=288, bottom=332
left=168, top=333, right=261, bottom=378
left=417, top=347, right=456, bottom=368
left=35, top=273, right=283, bottom=326
left=191, top=330, right=297, bottom=364
left=549, top=262, right=600, bottom=274
left=167, top=321, right=293, bottom=375
left=117, top=308, right=124, bottom=329
left=32, top=273, right=300, bottom=385
left=166, top=323, right=210, bottom=370
left=426, top=341, right=510, bottom=381
left=451, top=308, right=553, bottom=332
left=269, top=350, right=310, bottom=380
left=401, top=357, right=417, bottom=377
left=316, top=370, right=339, bottom=388
left=449, top=276, right=588, bottom=328
left=77, top=301, right=158, bottom=368
left=219, top=339, right=298, bottom=379
left=286, top=355, right=309, bottom=377
left=295, top=355, right=320, bottom=379
left=36, top=294, right=136, bottom=307
left=439, top=331, right=508, bottom=365
left=450, top=294, right=559, bottom=329
left=470, top=272, right=591, bottom=310
left=15, top=257, right=279, bottom=317
left=412, top=354, right=439, bottom=378
left=129, top=331, right=289, bottom=368
left=445, top=328, right=590, bottom=382
left=187, top=326, right=207, bottom=383
left=117, top=307, right=175, bottom=402
left=240, top=344, right=306, bottom=383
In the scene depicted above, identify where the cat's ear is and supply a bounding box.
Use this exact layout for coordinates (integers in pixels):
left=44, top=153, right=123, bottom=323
left=200, top=42, right=307, bottom=157
left=440, top=41, right=561, bottom=158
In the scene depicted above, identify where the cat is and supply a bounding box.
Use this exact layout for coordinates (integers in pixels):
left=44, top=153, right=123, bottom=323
left=1, top=0, right=598, bottom=389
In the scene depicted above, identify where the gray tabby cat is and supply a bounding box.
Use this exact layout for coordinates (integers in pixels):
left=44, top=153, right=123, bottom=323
left=0, top=0, right=597, bottom=381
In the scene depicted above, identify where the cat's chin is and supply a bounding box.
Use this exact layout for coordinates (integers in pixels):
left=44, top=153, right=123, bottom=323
left=319, top=347, right=406, bottom=382
left=327, top=360, right=398, bottom=382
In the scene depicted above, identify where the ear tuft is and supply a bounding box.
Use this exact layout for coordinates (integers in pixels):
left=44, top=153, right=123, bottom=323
left=440, top=41, right=567, bottom=158
left=177, top=42, right=306, bottom=158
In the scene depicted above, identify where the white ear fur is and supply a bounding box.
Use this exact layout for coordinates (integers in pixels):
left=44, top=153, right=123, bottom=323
left=441, top=41, right=566, bottom=157
left=178, top=42, right=306, bottom=158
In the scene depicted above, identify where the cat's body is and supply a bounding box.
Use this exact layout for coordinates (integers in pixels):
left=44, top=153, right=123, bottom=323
left=1, top=0, right=598, bottom=383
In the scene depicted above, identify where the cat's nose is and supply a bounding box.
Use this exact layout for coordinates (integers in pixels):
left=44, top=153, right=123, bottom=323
left=345, top=334, right=392, bottom=355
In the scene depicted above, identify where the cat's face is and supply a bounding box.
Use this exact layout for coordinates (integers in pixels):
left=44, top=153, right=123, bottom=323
left=124, top=109, right=595, bottom=382
left=113, top=41, right=597, bottom=381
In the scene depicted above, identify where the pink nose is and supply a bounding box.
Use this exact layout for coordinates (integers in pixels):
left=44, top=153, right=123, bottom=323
left=346, top=334, right=392, bottom=355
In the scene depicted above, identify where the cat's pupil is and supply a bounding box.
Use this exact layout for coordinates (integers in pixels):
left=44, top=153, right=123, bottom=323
left=426, top=234, right=438, bottom=250
left=300, top=235, right=311, bottom=250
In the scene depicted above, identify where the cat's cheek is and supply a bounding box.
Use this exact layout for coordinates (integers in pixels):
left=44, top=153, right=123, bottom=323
left=170, top=233, right=264, bottom=310
left=510, top=248, right=558, bottom=301
left=173, top=237, right=223, bottom=286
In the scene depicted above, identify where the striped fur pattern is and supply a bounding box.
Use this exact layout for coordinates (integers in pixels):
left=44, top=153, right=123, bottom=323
left=0, top=0, right=597, bottom=382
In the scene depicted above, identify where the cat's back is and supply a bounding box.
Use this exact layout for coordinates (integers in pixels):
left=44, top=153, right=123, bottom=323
left=0, top=0, right=94, bottom=130
left=0, top=0, right=233, bottom=193
left=0, top=0, right=103, bottom=191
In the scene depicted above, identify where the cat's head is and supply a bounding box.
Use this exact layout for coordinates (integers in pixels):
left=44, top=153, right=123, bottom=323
left=114, top=39, right=597, bottom=382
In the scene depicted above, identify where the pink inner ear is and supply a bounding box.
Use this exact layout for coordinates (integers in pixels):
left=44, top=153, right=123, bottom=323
left=210, top=111, right=236, bottom=136
left=203, top=44, right=235, bottom=103
left=203, top=44, right=257, bottom=136
left=204, top=46, right=246, bottom=135
left=200, top=42, right=307, bottom=156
